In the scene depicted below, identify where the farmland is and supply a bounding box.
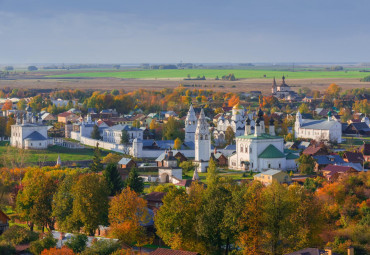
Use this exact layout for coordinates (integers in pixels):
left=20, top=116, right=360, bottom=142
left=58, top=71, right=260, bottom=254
left=48, top=69, right=370, bottom=80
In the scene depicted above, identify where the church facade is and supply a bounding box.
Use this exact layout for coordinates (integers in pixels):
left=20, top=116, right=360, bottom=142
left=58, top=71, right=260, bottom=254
left=295, top=111, right=342, bottom=143
left=272, top=76, right=298, bottom=101
left=228, top=109, right=298, bottom=171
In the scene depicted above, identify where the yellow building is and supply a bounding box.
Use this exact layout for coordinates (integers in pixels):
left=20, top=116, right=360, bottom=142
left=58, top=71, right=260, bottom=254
left=253, top=169, right=291, bottom=186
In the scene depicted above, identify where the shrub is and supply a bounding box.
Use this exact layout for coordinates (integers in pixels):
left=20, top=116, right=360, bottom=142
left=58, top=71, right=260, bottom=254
left=41, top=247, right=75, bottom=255
left=0, top=244, right=16, bottom=255
left=29, top=234, right=57, bottom=255
left=64, top=234, right=88, bottom=253
left=360, top=75, right=370, bottom=82
left=0, top=225, right=38, bottom=246
left=80, top=239, right=121, bottom=255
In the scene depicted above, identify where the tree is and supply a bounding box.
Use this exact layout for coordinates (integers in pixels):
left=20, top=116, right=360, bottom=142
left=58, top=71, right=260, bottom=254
left=90, top=143, right=103, bottom=172
left=72, top=174, right=109, bottom=235
left=206, top=158, right=218, bottom=188
left=17, top=99, right=27, bottom=111
left=80, top=239, right=121, bottom=255
left=101, top=153, right=122, bottom=164
left=125, top=168, right=144, bottom=194
left=149, top=119, right=157, bottom=130
left=162, top=116, right=183, bottom=140
left=121, top=130, right=129, bottom=145
left=16, top=169, right=57, bottom=232
left=155, top=183, right=206, bottom=253
left=41, top=247, right=75, bottom=255
left=326, top=83, right=341, bottom=99
left=91, top=125, right=101, bottom=140
left=109, top=188, right=151, bottom=245
left=103, top=163, right=124, bottom=196
left=297, top=154, right=316, bottom=175
left=298, top=103, right=310, bottom=114
left=2, top=99, right=13, bottom=111
left=52, top=175, right=76, bottom=232
left=65, top=234, right=88, bottom=253
left=29, top=233, right=57, bottom=255
left=28, top=66, right=38, bottom=71
left=179, top=160, right=194, bottom=175
left=225, top=126, right=235, bottom=145
left=285, top=133, right=294, bottom=142
left=5, top=117, right=15, bottom=137
left=174, top=137, right=182, bottom=150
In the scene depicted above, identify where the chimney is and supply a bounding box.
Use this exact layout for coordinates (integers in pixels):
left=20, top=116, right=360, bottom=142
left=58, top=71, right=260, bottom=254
left=347, top=246, right=354, bottom=255
left=325, top=247, right=333, bottom=255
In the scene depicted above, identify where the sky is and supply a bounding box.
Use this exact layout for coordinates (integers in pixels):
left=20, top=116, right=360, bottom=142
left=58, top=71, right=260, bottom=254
left=0, top=0, right=369, bottom=64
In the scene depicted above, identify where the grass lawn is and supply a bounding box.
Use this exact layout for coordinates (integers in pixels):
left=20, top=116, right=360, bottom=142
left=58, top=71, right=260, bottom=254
left=0, top=143, right=109, bottom=163
left=48, top=69, right=370, bottom=80
left=341, top=136, right=370, bottom=149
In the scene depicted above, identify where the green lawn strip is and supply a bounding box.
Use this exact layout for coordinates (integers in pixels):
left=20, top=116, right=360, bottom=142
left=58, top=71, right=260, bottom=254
left=47, top=69, right=368, bottom=80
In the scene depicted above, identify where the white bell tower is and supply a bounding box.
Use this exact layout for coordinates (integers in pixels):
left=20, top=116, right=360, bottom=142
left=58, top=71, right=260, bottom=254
left=194, top=109, right=211, bottom=172
left=185, top=104, right=197, bottom=143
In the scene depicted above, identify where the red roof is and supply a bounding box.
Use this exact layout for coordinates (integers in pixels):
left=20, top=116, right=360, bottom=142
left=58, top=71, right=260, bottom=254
left=322, top=165, right=355, bottom=173
left=0, top=209, right=10, bottom=221
left=150, top=248, right=199, bottom=255
left=344, top=151, right=364, bottom=163
left=58, top=112, right=73, bottom=117
left=145, top=192, right=166, bottom=202
left=303, top=145, right=327, bottom=156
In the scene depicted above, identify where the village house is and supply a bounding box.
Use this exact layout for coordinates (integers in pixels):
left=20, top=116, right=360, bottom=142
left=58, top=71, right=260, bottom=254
left=359, top=143, right=370, bottom=162
left=0, top=209, right=10, bottom=234
left=118, top=157, right=137, bottom=169
left=253, top=169, right=292, bottom=186
left=145, top=192, right=166, bottom=210
left=57, top=111, right=79, bottom=123
left=321, top=165, right=358, bottom=182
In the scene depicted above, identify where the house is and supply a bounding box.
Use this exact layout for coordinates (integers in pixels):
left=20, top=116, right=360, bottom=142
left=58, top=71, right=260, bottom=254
left=118, top=157, right=137, bottom=169
left=0, top=209, right=10, bottom=234
left=211, top=150, right=228, bottom=166
left=284, top=247, right=343, bottom=255
left=145, top=192, right=166, bottom=210
left=57, top=111, right=79, bottom=123
left=313, top=155, right=345, bottom=171
left=41, top=112, right=56, bottom=122
left=303, top=144, right=329, bottom=156
left=343, top=122, right=370, bottom=136
left=149, top=248, right=199, bottom=255
left=321, top=165, right=358, bottom=182
left=359, top=143, right=370, bottom=161
left=343, top=151, right=364, bottom=164
left=254, top=169, right=292, bottom=186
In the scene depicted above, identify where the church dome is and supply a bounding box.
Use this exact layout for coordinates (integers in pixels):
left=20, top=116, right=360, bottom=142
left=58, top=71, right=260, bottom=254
left=233, top=102, right=243, bottom=109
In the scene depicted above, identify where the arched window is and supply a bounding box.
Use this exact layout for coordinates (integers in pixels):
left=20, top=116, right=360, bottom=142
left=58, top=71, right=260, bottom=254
left=268, top=164, right=271, bottom=168
left=240, top=146, right=243, bottom=152
left=279, top=163, right=281, bottom=168
left=245, top=146, right=248, bottom=153
left=200, top=135, right=203, bottom=140
left=249, top=147, right=252, bottom=153
left=205, top=135, right=208, bottom=140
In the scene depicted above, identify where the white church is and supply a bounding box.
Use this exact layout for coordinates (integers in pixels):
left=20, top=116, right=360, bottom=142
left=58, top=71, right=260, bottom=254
left=228, top=109, right=298, bottom=171
left=193, top=109, right=211, bottom=172
left=294, top=111, right=342, bottom=143
left=213, top=103, right=255, bottom=146
left=10, top=110, right=52, bottom=150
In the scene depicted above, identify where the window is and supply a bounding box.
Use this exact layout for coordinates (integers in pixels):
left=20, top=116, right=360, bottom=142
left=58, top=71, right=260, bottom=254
left=250, top=147, right=252, bottom=153
left=279, top=163, right=281, bottom=168
left=240, top=146, right=243, bottom=152
left=39, top=143, right=41, bottom=146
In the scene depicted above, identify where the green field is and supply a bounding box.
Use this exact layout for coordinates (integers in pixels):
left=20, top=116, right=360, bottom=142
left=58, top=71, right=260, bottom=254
left=48, top=69, right=370, bottom=80
left=0, top=143, right=109, bottom=164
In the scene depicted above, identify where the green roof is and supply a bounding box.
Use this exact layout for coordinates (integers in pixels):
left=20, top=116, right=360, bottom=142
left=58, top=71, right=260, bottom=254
left=258, top=144, right=285, bottom=159
left=237, top=133, right=283, bottom=140
left=285, top=152, right=299, bottom=160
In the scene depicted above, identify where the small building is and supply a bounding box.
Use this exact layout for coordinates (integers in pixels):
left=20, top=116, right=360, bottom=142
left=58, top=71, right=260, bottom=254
left=343, top=151, right=364, bottom=164
left=321, top=165, right=358, bottom=182
left=211, top=150, right=228, bottom=166
left=0, top=209, right=10, bottom=234
left=158, top=150, right=183, bottom=184
left=359, top=143, right=370, bottom=162
left=303, top=144, right=329, bottom=156
left=254, top=169, right=291, bottom=186
left=118, top=157, right=137, bottom=169
left=313, top=155, right=345, bottom=171
left=343, top=122, right=370, bottom=136
left=145, top=192, right=166, bottom=210
left=57, top=111, right=79, bottom=124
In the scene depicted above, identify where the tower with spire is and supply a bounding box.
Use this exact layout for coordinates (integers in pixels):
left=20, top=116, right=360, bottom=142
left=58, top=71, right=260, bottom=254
left=185, top=104, right=198, bottom=143
left=272, top=77, right=277, bottom=94
left=194, top=109, right=211, bottom=172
